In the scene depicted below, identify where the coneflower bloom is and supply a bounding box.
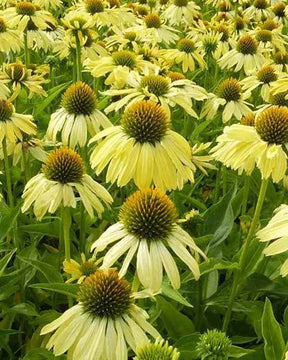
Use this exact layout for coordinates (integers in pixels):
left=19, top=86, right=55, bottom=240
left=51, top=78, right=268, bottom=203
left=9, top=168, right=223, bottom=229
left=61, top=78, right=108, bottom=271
left=0, top=99, right=36, bottom=144
left=2, top=2, right=56, bottom=32
left=84, top=50, right=156, bottom=88
left=41, top=269, right=160, bottom=359
left=211, top=106, right=288, bottom=182
left=243, top=0, right=272, bottom=21
left=163, top=0, right=200, bottom=25
left=218, top=34, right=267, bottom=75
left=90, top=100, right=198, bottom=191
left=135, top=338, right=180, bottom=360
left=0, top=17, right=23, bottom=53
left=22, top=147, right=113, bottom=220
left=103, top=72, right=208, bottom=117
left=257, top=204, right=288, bottom=277
left=63, top=253, right=100, bottom=283
left=47, top=82, right=111, bottom=148
left=33, top=0, right=63, bottom=10
left=201, top=78, right=253, bottom=123
left=91, top=188, right=206, bottom=291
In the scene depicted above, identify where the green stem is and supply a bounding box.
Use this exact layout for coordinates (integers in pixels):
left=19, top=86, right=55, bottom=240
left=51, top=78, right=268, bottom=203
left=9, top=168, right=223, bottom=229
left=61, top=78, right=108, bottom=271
left=63, top=207, right=71, bottom=261
left=2, top=138, right=14, bottom=207
left=23, top=29, right=30, bottom=66
left=222, top=178, right=268, bottom=332
left=75, top=33, right=82, bottom=82
left=241, top=175, right=250, bottom=217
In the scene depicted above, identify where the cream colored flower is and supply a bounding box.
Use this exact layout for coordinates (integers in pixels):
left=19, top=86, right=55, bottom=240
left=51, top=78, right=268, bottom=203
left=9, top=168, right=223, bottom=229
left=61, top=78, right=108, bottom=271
left=63, top=254, right=101, bottom=283
left=163, top=0, right=200, bottom=25
left=91, top=188, right=206, bottom=291
left=0, top=17, right=23, bottom=53
left=22, top=148, right=113, bottom=220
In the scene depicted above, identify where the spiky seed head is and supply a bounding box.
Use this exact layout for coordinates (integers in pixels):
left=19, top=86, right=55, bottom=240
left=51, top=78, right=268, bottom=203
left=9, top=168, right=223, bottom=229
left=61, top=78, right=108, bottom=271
left=16, top=2, right=36, bottom=15
left=196, top=330, right=232, bottom=360
left=135, top=339, right=180, bottom=360
left=119, top=188, right=178, bottom=241
left=237, top=34, right=258, bottom=55
left=0, top=99, right=14, bottom=122
left=177, top=38, right=195, bottom=53
left=255, top=106, right=288, bottom=144
left=140, top=75, right=170, bottom=97
left=217, top=78, right=242, bottom=102
left=144, top=13, right=161, bottom=28
left=77, top=269, right=132, bottom=319
left=42, top=148, right=85, bottom=184
left=241, top=113, right=255, bottom=126
left=257, top=65, right=277, bottom=83
left=61, top=82, right=97, bottom=115
left=112, top=50, right=137, bottom=68
left=85, top=0, right=104, bottom=13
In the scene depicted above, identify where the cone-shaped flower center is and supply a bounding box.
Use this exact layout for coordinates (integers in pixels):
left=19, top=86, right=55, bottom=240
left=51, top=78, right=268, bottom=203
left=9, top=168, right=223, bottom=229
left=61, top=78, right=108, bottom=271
left=174, top=0, right=188, bottom=7
left=79, top=261, right=98, bottom=276
left=85, top=0, right=104, bottom=13
left=257, top=65, right=277, bottom=83
left=168, top=71, right=185, bottom=82
left=216, top=24, right=229, bottom=42
left=144, top=14, right=161, bottom=28
left=241, top=113, right=255, bottom=127
left=135, top=5, right=149, bottom=16
left=135, top=339, right=180, bottom=360
left=255, top=106, right=288, bottom=144
left=119, top=188, right=177, bottom=241
left=273, top=2, right=285, bottom=17
left=121, top=100, right=169, bottom=144
left=262, top=19, right=278, bottom=30
left=16, top=2, right=36, bottom=15
left=236, top=16, right=245, bottom=30
left=177, top=38, right=195, bottom=53
left=42, top=148, right=84, bottom=183
left=0, top=18, right=6, bottom=33
left=274, top=52, right=288, bottom=65
left=141, top=75, right=170, bottom=97
left=202, top=36, right=218, bottom=54
left=217, top=78, right=241, bottom=102
left=219, top=1, right=231, bottom=12
left=112, top=50, right=136, bottom=68
left=197, top=330, right=232, bottom=359
left=7, top=63, right=27, bottom=82
left=237, top=34, right=258, bottom=55
left=61, top=82, right=97, bottom=115
left=256, top=29, right=272, bottom=42
left=124, top=31, right=137, bottom=41
left=253, top=0, right=268, bottom=9
left=77, top=269, right=132, bottom=319
left=0, top=99, right=13, bottom=122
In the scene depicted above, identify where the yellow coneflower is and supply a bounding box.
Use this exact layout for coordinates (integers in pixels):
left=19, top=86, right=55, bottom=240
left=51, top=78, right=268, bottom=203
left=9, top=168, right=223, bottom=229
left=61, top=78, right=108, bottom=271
left=22, top=147, right=113, bottom=220
left=0, top=99, right=36, bottom=144
left=201, top=78, right=253, bottom=123
left=160, top=38, right=206, bottom=73
left=84, top=50, right=157, bottom=88
left=0, top=62, right=47, bottom=101
left=90, top=100, right=198, bottom=191
left=63, top=253, right=100, bottom=283
left=47, top=82, right=111, bottom=148
left=41, top=269, right=160, bottom=359
left=163, top=0, right=200, bottom=25
left=103, top=72, right=208, bottom=117
left=211, top=106, right=288, bottom=182
left=135, top=338, right=180, bottom=360
left=243, top=0, right=272, bottom=21
left=218, top=34, right=267, bottom=75
left=0, top=17, right=23, bottom=53
left=2, top=2, right=56, bottom=32
left=257, top=204, right=288, bottom=277
left=33, top=0, right=63, bottom=10
left=91, top=188, right=206, bottom=291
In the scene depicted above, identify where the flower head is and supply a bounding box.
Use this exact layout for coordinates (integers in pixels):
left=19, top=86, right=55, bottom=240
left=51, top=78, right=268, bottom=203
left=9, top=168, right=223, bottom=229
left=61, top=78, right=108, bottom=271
left=197, top=330, right=232, bottom=360
left=135, top=338, right=180, bottom=360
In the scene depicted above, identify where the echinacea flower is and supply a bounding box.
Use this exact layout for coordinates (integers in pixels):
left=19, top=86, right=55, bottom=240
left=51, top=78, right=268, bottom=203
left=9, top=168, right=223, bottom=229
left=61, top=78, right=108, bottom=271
left=22, top=147, right=113, bottom=220
left=135, top=338, right=180, bottom=360
left=243, top=0, right=272, bottom=22
left=63, top=253, right=100, bottom=283
left=0, top=17, right=23, bottom=53
left=211, top=106, right=288, bottom=182
left=84, top=50, right=156, bottom=88
left=0, top=99, right=36, bottom=144
left=201, top=78, right=252, bottom=123
left=257, top=204, right=288, bottom=277
left=196, top=329, right=232, bottom=360
left=160, top=38, right=206, bottom=73
left=41, top=269, right=160, bottom=359
left=218, top=34, right=267, bottom=75
left=91, top=188, right=206, bottom=291
left=47, top=82, right=111, bottom=148
left=2, top=2, right=56, bottom=32
left=90, top=100, right=198, bottom=191
left=33, top=0, right=63, bottom=10
left=103, top=72, right=208, bottom=117
left=163, top=0, right=200, bottom=25
left=0, top=62, right=47, bottom=100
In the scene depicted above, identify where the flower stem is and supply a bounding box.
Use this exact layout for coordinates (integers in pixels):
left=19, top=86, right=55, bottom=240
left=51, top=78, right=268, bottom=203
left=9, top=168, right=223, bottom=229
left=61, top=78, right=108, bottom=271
left=2, top=138, right=14, bottom=207
left=75, top=33, right=82, bottom=82
left=23, top=29, right=30, bottom=66
left=241, top=175, right=250, bottom=216
left=63, top=206, right=71, bottom=261
left=222, top=177, right=268, bottom=332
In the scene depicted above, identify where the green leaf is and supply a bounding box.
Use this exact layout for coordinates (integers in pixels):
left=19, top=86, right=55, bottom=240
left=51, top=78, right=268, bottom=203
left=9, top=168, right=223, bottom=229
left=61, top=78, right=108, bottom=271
left=156, top=296, right=195, bottom=339
left=29, top=283, right=79, bottom=297
left=19, top=221, right=60, bottom=238
left=261, top=298, right=285, bottom=360
left=229, top=345, right=254, bottom=358
left=0, top=249, right=16, bottom=277
left=0, top=329, right=21, bottom=335
left=33, top=82, right=70, bottom=116
left=9, top=303, right=39, bottom=317
left=161, top=282, right=193, bottom=307
left=18, top=257, right=63, bottom=283
left=0, top=203, right=20, bottom=241
left=174, top=334, right=200, bottom=360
